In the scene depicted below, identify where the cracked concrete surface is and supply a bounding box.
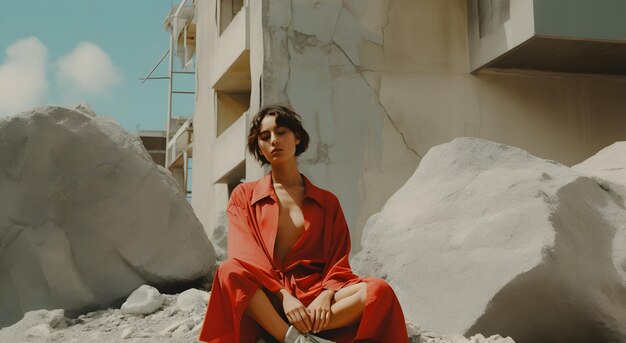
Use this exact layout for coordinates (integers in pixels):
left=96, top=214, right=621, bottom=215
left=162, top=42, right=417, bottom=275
left=329, top=40, right=420, bottom=159
left=260, top=0, right=626, bottom=253
left=263, top=0, right=420, bottom=251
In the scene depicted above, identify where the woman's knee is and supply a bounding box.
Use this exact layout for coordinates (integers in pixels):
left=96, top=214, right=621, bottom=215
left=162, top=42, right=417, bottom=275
left=216, top=258, right=242, bottom=273
left=366, top=278, right=394, bottom=303
left=215, top=258, right=250, bottom=284
left=355, top=282, right=368, bottom=304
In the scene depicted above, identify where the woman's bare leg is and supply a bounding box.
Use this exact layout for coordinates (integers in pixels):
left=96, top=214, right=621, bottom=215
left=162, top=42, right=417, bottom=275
left=245, top=288, right=289, bottom=342
left=245, top=283, right=368, bottom=339
left=323, top=282, right=367, bottom=331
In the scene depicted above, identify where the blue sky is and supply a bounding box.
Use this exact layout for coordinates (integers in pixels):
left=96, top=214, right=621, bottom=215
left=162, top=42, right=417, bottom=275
left=0, top=0, right=194, bottom=132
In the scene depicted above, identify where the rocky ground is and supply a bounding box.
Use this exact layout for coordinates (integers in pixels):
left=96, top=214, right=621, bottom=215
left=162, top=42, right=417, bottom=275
left=0, top=287, right=206, bottom=343
left=0, top=285, right=515, bottom=343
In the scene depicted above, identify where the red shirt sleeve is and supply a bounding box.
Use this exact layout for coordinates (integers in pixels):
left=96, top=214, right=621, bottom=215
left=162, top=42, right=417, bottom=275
left=226, top=185, right=284, bottom=293
left=321, top=196, right=358, bottom=291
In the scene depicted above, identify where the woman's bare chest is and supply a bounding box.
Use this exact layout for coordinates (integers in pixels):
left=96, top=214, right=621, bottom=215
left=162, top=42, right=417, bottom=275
left=273, top=187, right=306, bottom=263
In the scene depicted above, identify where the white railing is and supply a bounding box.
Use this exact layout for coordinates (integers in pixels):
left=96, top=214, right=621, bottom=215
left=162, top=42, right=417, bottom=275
left=167, top=117, right=193, bottom=169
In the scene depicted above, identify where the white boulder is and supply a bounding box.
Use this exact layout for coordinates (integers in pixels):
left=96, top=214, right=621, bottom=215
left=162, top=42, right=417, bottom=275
left=0, top=309, right=66, bottom=343
left=573, top=141, right=626, bottom=201
left=353, top=138, right=626, bottom=342
left=176, top=288, right=210, bottom=313
left=0, top=105, right=216, bottom=328
left=573, top=141, right=626, bottom=291
left=121, top=285, right=163, bottom=315
left=25, top=323, right=52, bottom=342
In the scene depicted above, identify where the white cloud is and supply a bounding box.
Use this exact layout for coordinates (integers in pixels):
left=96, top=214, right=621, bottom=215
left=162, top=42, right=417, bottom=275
left=0, top=37, right=48, bottom=116
left=57, top=42, right=122, bottom=98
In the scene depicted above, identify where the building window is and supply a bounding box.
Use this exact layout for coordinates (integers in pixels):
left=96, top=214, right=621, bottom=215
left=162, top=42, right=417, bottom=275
left=219, top=0, right=244, bottom=35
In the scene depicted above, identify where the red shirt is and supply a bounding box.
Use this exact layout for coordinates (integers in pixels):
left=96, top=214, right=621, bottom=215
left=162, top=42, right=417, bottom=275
left=199, top=171, right=408, bottom=343
left=228, top=171, right=359, bottom=298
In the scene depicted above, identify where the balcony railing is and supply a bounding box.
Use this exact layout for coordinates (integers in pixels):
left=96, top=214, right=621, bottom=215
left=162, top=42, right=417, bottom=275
left=166, top=117, right=193, bottom=169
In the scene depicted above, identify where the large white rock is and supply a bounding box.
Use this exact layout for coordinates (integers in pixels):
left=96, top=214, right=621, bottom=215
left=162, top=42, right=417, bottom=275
left=353, top=137, right=626, bottom=342
left=121, top=285, right=163, bottom=315
left=0, top=105, right=216, bottom=328
left=0, top=309, right=66, bottom=343
left=573, top=141, right=626, bottom=201
left=175, top=288, right=209, bottom=313
left=573, top=141, right=626, bottom=300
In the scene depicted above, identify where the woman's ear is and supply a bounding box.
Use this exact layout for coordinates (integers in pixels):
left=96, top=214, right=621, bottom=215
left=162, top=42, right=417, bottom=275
left=295, top=132, right=301, bottom=145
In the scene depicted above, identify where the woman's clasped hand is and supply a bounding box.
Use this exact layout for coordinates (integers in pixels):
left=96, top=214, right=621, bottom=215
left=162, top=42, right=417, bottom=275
left=282, top=291, right=312, bottom=333
left=282, top=289, right=333, bottom=334
left=306, top=290, right=333, bottom=334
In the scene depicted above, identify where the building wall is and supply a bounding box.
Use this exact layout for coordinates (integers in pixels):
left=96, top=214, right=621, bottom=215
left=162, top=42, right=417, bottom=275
left=191, top=0, right=215, bottom=236
left=193, top=0, right=267, bottom=244
left=261, top=0, right=626, bottom=253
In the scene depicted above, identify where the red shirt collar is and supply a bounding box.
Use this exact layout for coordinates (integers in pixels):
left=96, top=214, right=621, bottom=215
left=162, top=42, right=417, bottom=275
left=250, top=171, right=327, bottom=208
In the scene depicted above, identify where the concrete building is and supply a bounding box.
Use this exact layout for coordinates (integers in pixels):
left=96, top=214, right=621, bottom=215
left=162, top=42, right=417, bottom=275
left=137, top=130, right=167, bottom=167
left=185, top=0, right=626, bottom=253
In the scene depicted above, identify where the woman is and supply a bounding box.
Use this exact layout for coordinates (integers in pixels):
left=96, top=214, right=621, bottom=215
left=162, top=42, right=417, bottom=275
left=199, top=105, right=408, bottom=343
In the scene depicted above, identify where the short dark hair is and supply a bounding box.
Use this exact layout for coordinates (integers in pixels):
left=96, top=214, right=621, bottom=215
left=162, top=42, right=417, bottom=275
left=247, top=105, right=310, bottom=166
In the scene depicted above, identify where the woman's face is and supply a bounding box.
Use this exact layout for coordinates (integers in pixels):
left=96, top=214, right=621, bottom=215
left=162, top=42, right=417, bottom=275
left=258, top=115, right=300, bottom=165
